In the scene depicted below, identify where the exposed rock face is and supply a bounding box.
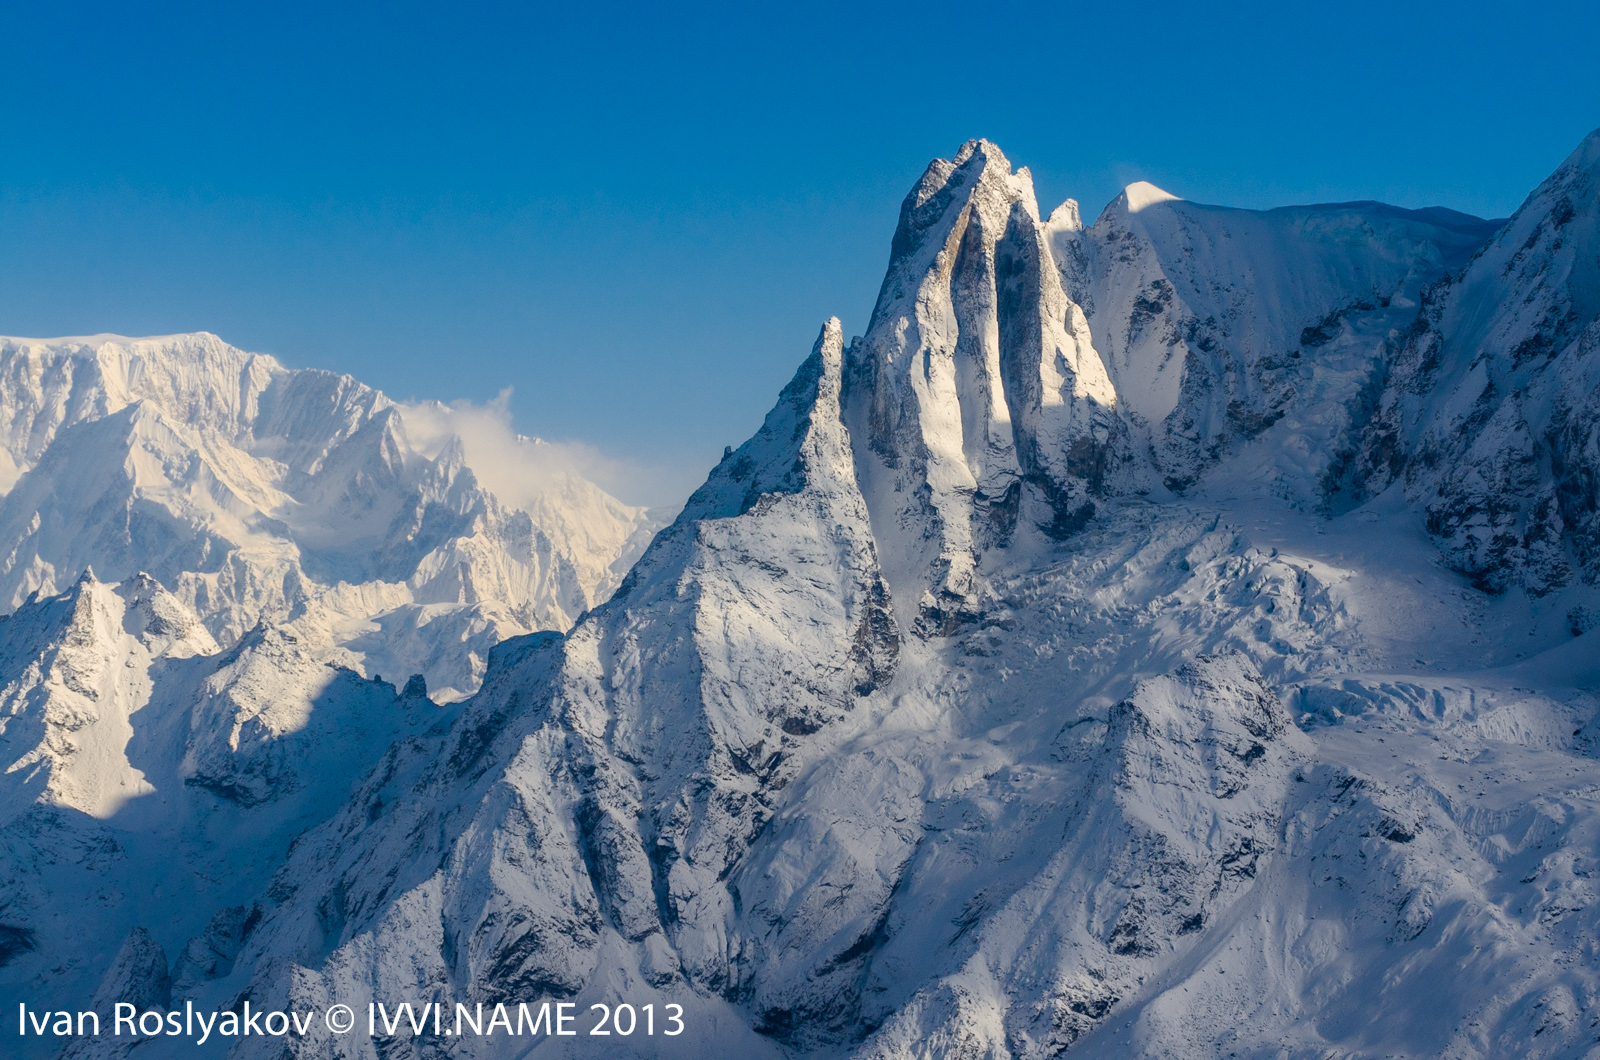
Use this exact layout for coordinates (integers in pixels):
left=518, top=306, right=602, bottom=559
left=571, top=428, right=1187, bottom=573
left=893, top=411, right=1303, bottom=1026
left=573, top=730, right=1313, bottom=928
left=1351, top=130, right=1600, bottom=595
left=8, top=132, right=1600, bottom=1060
left=91, top=927, right=172, bottom=1012
left=845, top=141, right=1126, bottom=633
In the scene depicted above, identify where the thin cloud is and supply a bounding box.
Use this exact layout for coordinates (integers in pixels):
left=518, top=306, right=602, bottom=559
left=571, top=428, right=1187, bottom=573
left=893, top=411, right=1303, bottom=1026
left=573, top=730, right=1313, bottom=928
left=396, top=391, right=698, bottom=510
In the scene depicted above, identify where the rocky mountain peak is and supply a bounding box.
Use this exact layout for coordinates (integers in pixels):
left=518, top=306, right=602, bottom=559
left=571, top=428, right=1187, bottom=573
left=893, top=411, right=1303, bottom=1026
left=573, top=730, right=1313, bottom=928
left=0, top=571, right=214, bottom=822
left=846, top=142, right=1123, bottom=633
left=879, top=138, right=1036, bottom=303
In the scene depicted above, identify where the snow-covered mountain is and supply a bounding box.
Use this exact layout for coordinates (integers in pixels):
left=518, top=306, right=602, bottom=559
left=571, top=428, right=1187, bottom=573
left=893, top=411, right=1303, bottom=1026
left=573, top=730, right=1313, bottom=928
left=0, top=333, right=664, bottom=697
left=0, top=570, right=440, bottom=1032
left=6, top=130, right=1600, bottom=1060
left=1346, top=130, right=1600, bottom=597
left=0, top=335, right=666, bottom=1057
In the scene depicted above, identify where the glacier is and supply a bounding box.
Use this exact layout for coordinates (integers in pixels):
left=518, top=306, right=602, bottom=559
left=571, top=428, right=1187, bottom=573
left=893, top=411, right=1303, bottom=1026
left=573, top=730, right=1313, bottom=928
left=3, top=129, right=1600, bottom=1059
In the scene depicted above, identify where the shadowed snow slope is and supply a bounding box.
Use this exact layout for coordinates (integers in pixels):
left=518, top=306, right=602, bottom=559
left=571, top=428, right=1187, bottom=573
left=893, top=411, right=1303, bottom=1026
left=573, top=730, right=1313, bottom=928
left=1348, top=130, right=1600, bottom=596
left=9, top=131, right=1600, bottom=1060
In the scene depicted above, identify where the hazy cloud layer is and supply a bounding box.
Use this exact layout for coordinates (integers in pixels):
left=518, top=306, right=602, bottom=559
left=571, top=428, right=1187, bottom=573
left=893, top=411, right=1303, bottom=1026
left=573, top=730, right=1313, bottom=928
left=397, top=391, right=700, bottom=510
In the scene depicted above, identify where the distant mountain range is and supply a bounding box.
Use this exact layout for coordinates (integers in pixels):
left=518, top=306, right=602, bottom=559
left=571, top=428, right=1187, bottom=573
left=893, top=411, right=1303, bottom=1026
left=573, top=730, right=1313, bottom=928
left=3, top=127, right=1599, bottom=1060
left=0, top=333, right=664, bottom=697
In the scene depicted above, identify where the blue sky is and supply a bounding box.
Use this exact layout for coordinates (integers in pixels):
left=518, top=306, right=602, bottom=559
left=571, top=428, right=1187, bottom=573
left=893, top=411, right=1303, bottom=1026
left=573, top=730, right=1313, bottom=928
left=2, top=0, right=1597, bottom=505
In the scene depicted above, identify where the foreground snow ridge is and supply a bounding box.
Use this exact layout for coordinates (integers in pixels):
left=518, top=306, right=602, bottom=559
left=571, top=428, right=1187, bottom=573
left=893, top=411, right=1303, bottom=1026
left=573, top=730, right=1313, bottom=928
left=4, top=130, right=1600, bottom=1059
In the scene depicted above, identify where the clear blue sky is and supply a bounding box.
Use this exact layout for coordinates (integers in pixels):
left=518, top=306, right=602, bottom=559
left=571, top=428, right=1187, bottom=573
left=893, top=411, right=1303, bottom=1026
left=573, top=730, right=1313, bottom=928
left=2, top=0, right=1597, bottom=505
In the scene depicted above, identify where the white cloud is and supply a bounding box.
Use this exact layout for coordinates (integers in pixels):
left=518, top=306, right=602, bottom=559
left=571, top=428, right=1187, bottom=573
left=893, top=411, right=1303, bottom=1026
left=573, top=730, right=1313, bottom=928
left=396, top=391, right=699, bottom=510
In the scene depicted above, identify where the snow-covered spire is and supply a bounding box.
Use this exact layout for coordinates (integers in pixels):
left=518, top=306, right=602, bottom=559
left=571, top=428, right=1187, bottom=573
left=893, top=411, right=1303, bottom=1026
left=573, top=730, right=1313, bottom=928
left=845, top=140, right=1121, bottom=634
left=679, top=317, right=852, bottom=522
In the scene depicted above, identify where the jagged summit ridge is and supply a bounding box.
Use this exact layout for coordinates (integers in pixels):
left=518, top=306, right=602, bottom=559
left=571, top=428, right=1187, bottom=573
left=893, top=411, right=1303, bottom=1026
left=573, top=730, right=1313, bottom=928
left=836, top=136, right=1516, bottom=636
left=847, top=138, right=1125, bottom=634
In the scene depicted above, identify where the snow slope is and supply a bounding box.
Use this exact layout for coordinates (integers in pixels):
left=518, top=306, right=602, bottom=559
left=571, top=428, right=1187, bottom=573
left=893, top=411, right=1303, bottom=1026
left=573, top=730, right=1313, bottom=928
left=8, top=131, right=1600, bottom=1060
left=0, top=571, right=446, bottom=1053
left=1060, top=183, right=1499, bottom=494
